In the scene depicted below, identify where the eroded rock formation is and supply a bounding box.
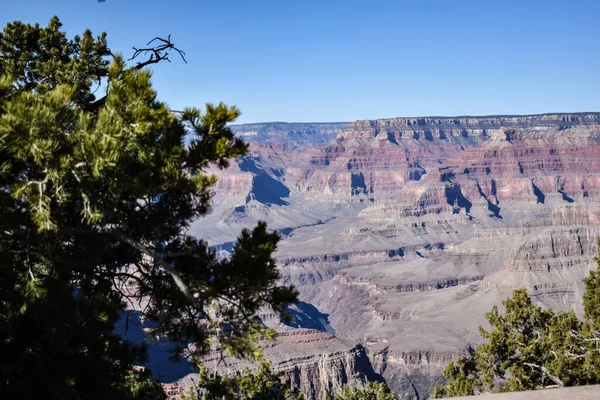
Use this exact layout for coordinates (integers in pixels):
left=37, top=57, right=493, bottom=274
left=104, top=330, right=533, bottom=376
left=192, top=329, right=383, bottom=399
left=190, top=113, right=600, bottom=399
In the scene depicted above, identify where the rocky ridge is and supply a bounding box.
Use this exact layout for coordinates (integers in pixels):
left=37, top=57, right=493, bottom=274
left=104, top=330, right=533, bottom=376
left=230, top=122, right=349, bottom=147
left=194, top=329, right=382, bottom=399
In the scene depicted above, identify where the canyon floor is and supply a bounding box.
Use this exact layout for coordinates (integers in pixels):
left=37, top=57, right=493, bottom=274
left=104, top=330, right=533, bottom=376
left=184, top=115, right=600, bottom=399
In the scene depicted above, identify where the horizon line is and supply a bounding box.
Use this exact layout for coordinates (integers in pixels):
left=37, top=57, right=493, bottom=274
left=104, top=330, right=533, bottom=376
left=232, top=111, right=600, bottom=126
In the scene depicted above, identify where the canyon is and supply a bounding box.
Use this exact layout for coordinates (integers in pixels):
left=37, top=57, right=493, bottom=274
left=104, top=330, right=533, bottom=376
left=185, top=113, right=600, bottom=399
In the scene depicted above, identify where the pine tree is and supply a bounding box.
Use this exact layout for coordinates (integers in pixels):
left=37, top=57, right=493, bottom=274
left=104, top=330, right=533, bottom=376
left=583, top=239, right=600, bottom=331
left=434, top=239, right=600, bottom=397
left=325, top=381, right=395, bottom=400
left=0, top=17, right=298, bottom=399
left=580, top=238, right=600, bottom=383
left=181, top=361, right=304, bottom=400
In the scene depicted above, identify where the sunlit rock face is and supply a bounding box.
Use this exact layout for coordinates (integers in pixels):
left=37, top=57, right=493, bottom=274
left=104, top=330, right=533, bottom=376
left=191, top=113, right=600, bottom=399
left=193, top=329, right=383, bottom=400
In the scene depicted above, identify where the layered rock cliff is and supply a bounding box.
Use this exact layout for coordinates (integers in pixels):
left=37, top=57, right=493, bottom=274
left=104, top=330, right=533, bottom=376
left=194, top=329, right=383, bottom=400
left=191, top=112, right=600, bottom=399
left=339, top=113, right=600, bottom=143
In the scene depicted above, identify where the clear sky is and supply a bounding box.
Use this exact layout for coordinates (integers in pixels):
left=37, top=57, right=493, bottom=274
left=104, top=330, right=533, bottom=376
left=2, top=0, right=600, bottom=123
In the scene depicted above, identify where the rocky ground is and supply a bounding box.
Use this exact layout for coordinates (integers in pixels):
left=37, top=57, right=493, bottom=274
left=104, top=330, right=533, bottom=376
left=454, top=385, right=600, bottom=399
left=186, top=114, right=600, bottom=399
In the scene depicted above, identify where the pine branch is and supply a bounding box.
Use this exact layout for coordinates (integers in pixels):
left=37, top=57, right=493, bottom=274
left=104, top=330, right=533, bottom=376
left=66, top=225, right=198, bottom=304
left=115, top=232, right=196, bottom=302
left=522, top=363, right=564, bottom=387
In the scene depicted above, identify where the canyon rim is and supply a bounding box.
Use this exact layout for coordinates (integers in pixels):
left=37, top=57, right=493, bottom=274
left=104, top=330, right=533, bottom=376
left=180, top=113, right=600, bottom=399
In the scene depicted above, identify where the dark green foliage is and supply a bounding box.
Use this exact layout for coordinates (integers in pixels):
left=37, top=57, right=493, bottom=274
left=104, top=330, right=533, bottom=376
left=476, top=290, right=560, bottom=392
left=325, top=381, right=395, bottom=400
left=583, top=240, right=600, bottom=331
left=0, top=17, right=298, bottom=399
left=0, top=17, right=109, bottom=107
left=0, top=268, right=154, bottom=399
left=123, top=369, right=167, bottom=400
left=182, top=361, right=303, bottom=400
left=434, top=240, right=600, bottom=397
left=433, top=355, right=479, bottom=398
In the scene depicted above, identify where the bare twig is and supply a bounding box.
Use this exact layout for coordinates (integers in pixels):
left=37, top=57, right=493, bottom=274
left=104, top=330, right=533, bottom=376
left=128, top=35, right=187, bottom=70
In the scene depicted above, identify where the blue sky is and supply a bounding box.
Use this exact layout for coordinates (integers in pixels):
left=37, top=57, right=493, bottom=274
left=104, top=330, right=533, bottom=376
left=2, top=0, right=600, bottom=123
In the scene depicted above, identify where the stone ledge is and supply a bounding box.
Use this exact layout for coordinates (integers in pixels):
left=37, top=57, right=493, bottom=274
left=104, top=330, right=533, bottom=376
left=455, top=385, right=600, bottom=399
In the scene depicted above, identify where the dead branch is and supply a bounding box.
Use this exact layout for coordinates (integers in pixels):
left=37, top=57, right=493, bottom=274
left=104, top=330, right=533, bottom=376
left=129, top=35, right=187, bottom=70
left=523, top=363, right=564, bottom=387
left=86, top=34, right=186, bottom=112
